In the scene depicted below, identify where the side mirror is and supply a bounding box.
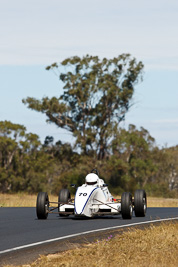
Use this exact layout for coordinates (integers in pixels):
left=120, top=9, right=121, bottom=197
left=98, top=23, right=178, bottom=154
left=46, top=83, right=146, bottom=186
left=103, top=183, right=108, bottom=187
left=70, top=184, right=76, bottom=188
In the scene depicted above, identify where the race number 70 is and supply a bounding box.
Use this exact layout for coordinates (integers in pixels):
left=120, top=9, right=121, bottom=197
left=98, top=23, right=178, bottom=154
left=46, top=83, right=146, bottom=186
left=79, top=193, right=87, bottom=196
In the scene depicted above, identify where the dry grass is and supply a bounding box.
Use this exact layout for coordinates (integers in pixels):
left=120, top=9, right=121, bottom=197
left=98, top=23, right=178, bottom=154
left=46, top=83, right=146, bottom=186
left=147, top=197, right=178, bottom=207
left=0, top=193, right=178, bottom=207
left=0, top=193, right=57, bottom=207
left=4, top=222, right=178, bottom=267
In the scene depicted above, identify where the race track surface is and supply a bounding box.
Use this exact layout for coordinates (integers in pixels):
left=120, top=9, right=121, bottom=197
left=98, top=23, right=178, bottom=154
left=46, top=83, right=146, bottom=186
left=0, top=207, right=178, bottom=265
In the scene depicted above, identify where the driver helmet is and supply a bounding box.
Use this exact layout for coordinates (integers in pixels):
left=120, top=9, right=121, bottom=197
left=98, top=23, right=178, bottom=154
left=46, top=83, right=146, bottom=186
left=85, top=173, right=99, bottom=185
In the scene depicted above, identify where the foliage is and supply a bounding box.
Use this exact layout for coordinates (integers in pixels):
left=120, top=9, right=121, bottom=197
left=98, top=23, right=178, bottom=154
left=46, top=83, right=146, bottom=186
left=0, top=120, right=177, bottom=197
left=0, top=121, right=53, bottom=193
left=23, top=54, right=144, bottom=159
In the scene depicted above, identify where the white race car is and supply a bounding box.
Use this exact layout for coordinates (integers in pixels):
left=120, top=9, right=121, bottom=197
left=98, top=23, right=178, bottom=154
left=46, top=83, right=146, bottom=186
left=36, top=169, right=147, bottom=220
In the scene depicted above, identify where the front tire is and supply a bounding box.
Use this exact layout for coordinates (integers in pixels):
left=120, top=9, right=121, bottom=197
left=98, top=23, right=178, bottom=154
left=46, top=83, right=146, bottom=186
left=121, top=192, right=133, bottom=219
left=134, top=189, right=147, bottom=217
left=58, top=189, right=71, bottom=217
left=36, top=192, right=49, bottom=219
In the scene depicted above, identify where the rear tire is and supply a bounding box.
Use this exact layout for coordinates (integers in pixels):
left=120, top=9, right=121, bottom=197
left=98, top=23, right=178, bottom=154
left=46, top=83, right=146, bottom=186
left=36, top=192, right=49, bottom=219
left=121, top=192, right=133, bottom=219
left=134, top=189, right=147, bottom=217
left=58, top=189, right=71, bottom=217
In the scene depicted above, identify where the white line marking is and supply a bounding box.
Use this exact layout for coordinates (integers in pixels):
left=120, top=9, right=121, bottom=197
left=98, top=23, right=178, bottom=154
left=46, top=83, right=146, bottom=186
left=0, top=217, right=178, bottom=254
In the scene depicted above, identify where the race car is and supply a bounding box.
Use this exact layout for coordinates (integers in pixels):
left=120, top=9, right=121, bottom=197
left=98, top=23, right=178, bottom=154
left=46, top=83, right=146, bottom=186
left=36, top=169, right=147, bottom=220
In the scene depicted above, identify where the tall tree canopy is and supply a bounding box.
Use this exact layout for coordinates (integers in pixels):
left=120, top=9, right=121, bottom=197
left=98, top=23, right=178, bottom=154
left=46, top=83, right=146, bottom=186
left=23, top=54, right=144, bottom=159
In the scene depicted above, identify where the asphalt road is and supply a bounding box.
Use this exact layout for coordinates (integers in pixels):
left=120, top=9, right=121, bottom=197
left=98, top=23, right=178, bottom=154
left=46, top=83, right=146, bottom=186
left=0, top=207, right=178, bottom=265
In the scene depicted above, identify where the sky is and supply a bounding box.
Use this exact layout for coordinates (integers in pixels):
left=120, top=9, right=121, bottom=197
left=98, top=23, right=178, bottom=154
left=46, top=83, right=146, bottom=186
left=0, top=0, right=178, bottom=147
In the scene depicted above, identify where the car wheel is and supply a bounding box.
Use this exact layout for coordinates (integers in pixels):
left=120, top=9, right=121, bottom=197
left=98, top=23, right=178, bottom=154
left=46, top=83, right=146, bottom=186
left=36, top=192, right=49, bottom=219
left=134, top=189, right=147, bottom=217
left=58, top=189, right=71, bottom=217
left=121, top=192, right=133, bottom=219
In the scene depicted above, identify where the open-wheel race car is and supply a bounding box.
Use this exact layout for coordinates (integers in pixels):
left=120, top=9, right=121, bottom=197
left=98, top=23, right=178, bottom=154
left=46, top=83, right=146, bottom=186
left=36, top=169, right=147, bottom=220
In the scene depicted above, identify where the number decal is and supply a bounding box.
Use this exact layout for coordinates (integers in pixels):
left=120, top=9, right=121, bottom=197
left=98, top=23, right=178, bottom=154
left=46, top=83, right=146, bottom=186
left=79, top=193, right=88, bottom=196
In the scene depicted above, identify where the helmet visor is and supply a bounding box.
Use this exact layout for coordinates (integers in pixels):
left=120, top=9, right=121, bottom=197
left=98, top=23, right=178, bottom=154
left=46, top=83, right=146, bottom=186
left=86, top=181, right=97, bottom=185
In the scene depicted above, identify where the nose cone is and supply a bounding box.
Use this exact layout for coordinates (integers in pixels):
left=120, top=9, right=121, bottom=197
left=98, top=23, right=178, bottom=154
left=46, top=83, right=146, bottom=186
left=74, top=186, right=98, bottom=217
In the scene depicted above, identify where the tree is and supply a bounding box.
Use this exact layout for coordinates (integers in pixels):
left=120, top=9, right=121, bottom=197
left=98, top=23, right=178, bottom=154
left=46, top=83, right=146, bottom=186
left=0, top=121, right=26, bottom=192
left=0, top=121, right=54, bottom=193
left=23, top=54, right=144, bottom=159
left=159, top=146, right=178, bottom=191
left=0, top=121, right=25, bottom=170
left=110, top=125, right=157, bottom=190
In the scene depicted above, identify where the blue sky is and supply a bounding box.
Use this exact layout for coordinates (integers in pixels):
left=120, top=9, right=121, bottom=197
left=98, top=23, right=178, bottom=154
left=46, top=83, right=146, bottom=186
left=0, top=0, right=178, bottom=147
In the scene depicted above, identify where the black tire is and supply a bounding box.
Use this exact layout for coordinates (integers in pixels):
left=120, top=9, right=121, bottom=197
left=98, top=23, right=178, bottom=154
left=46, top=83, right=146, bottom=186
left=36, top=192, right=49, bottom=219
left=134, top=189, right=147, bottom=217
left=58, top=189, right=71, bottom=217
left=121, top=192, right=133, bottom=219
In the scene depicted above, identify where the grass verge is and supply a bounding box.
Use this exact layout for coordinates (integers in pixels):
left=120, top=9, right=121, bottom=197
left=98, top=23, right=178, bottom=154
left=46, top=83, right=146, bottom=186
left=0, top=193, right=57, bottom=207
left=147, top=197, right=178, bottom=207
left=0, top=193, right=178, bottom=207
left=4, top=221, right=178, bottom=267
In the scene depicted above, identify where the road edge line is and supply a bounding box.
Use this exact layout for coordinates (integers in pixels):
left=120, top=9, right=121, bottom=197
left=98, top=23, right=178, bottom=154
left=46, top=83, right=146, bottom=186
left=1, top=217, right=178, bottom=254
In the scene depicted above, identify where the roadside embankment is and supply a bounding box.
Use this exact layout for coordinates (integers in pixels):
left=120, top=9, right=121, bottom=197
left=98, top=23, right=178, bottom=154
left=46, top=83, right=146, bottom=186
left=4, top=221, right=178, bottom=267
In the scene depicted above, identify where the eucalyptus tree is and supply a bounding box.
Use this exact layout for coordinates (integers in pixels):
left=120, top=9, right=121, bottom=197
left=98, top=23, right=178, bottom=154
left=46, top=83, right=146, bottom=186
left=23, top=54, right=144, bottom=159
